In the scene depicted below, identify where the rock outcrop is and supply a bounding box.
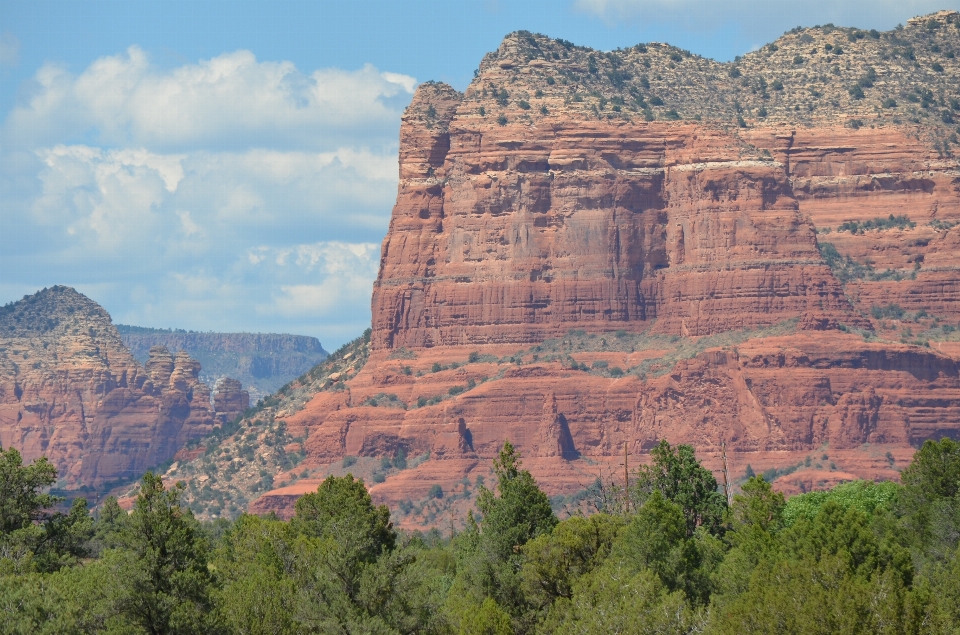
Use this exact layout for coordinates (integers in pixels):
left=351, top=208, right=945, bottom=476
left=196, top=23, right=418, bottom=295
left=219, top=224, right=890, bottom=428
left=0, top=287, right=219, bottom=489
left=165, top=15, right=960, bottom=526
left=213, top=378, right=250, bottom=424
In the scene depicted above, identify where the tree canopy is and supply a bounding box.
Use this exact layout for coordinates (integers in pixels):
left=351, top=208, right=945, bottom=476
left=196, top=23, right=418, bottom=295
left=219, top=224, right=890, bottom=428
left=2, top=438, right=960, bottom=633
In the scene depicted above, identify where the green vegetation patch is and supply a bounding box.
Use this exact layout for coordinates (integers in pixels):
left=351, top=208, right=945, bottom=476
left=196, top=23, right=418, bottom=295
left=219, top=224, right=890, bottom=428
left=818, top=242, right=914, bottom=283
left=837, top=214, right=916, bottom=234
left=3, top=437, right=960, bottom=633
left=782, top=479, right=900, bottom=526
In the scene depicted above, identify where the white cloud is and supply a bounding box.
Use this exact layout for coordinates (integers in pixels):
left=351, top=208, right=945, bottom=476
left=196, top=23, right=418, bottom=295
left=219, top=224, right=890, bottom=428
left=0, top=49, right=413, bottom=346
left=4, top=47, right=416, bottom=151
left=25, top=144, right=397, bottom=260
left=253, top=242, right=381, bottom=319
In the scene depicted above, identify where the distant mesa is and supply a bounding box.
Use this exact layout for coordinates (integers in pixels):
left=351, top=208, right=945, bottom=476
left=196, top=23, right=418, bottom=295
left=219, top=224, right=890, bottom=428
left=116, top=325, right=327, bottom=402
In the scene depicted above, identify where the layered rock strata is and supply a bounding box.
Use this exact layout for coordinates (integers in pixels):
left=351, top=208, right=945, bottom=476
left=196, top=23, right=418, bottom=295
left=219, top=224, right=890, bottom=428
left=0, top=287, right=219, bottom=489
left=214, top=378, right=250, bottom=424
left=170, top=16, right=960, bottom=524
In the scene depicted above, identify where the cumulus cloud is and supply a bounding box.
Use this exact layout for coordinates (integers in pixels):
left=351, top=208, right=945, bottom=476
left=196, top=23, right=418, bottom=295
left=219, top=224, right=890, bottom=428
left=19, top=143, right=397, bottom=276
left=108, top=241, right=381, bottom=344
left=4, top=47, right=415, bottom=151
left=255, top=242, right=381, bottom=318
left=0, top=48, right=414, bottom=346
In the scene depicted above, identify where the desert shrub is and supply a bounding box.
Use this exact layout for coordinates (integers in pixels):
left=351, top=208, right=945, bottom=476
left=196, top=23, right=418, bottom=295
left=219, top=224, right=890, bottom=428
left=871, top=303, right=906, bottom=320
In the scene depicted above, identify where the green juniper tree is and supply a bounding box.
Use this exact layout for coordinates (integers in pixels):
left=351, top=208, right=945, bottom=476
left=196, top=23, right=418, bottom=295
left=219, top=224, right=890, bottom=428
left=448, top=441, right=557, bottom=634
left=632, top=440, right=728, bottom=536
left=0, top=446, right=91, bottom=574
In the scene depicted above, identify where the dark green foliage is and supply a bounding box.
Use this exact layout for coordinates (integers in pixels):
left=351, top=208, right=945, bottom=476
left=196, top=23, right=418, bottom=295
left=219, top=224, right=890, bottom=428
left=899, top=438, right=960, bottom=558
left=838, top=214, right=915, bottom=234
left=447, top=441, right=557, bottom=632
left=0, top=447, right=91, bottom=574
left=610, top=492, right=710, bottom=602
left=731, top=476, right=785, bottom=532
left=477, top=441, right=557, bottom=565
left=0, top=447, right=59, bottom=535
left=871, top=303, right=906, bottom=319
left=292, top=474, right=395, bottom=558
left=520, top=514, right=624, bottom=609
left=633, top=440, right=727, bottom=536
left=3, top=440, right=960, bottom=633
left=818, top=241, right=912, bottom=284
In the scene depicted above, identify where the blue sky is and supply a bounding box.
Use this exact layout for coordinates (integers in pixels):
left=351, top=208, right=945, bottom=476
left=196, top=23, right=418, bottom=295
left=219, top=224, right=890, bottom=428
left=1, top=0, right=956, bottom=348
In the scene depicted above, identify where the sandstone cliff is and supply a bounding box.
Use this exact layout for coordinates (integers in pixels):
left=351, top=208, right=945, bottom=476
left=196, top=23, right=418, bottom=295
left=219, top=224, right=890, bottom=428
left=0, top=287, right=230, bottom=489
left=165, top=13, right=960, bottom=527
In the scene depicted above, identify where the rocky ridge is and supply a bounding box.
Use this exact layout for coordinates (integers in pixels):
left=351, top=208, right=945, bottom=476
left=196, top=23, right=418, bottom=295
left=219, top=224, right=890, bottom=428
left=0, top=287, right=247, bottom=490
left=458, top=11, right=959, bottom=150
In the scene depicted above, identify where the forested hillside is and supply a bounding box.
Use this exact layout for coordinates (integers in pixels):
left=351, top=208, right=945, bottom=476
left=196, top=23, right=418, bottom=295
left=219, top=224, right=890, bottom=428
left=1, top=437, right=958, bottom=634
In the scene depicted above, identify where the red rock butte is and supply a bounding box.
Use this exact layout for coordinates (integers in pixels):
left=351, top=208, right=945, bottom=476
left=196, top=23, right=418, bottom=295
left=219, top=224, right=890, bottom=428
left=198, top=18, right=960, bottom=524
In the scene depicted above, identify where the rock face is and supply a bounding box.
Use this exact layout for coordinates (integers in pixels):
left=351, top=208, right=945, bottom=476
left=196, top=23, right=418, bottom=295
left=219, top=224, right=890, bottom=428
left=213, top=378, right=250, bottom=424
left=373, top=90, right=867, bottom=349
left=170, top=16, right=960, bottom=526
left=118, top=327, right=327, bottom=401
left=0, top=287, right=218, bottom=489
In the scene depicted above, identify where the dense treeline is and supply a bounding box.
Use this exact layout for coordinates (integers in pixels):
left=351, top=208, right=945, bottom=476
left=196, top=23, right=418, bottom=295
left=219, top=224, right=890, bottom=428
left=1, top=437, right=959, bottom=634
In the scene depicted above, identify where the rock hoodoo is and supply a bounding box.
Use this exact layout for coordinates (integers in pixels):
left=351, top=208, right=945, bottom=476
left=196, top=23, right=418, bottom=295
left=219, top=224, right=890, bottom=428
left=214, top=378, right=250, bottom=424
left=118, top=327, right=327, bottom=401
